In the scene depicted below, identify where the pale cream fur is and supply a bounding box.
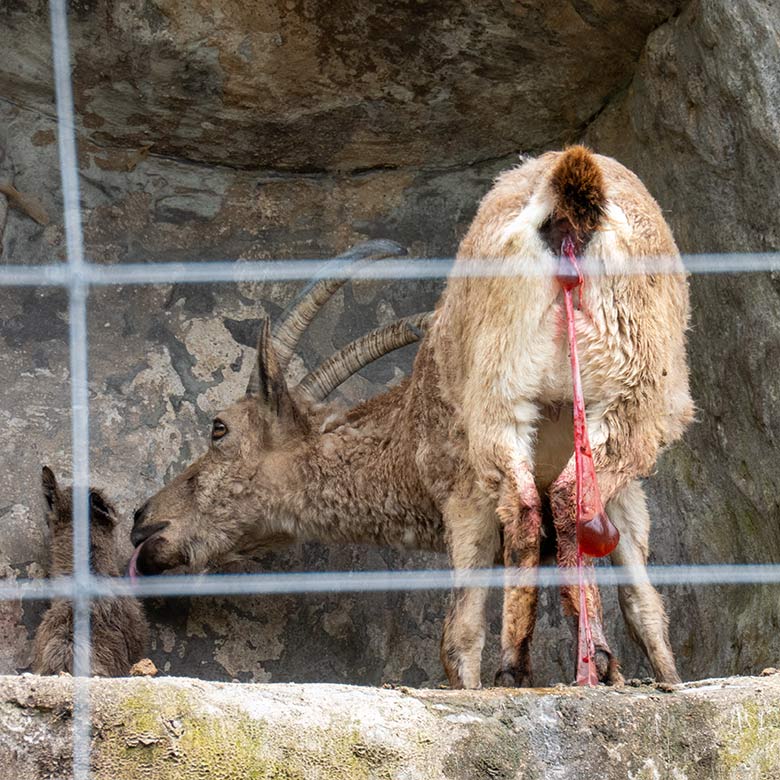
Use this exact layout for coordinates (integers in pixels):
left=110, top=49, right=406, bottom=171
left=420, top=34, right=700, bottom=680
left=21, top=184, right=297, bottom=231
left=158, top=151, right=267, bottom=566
left=432, top=150, right=692, bottom=686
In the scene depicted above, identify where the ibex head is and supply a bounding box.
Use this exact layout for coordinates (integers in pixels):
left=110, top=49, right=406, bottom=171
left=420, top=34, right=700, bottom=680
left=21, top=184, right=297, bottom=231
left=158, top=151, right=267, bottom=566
left=41, top=466, right=121, bottom=577
left=130, top=241, right=430, bottom=577
left=130, top=318, right=313, bottom=575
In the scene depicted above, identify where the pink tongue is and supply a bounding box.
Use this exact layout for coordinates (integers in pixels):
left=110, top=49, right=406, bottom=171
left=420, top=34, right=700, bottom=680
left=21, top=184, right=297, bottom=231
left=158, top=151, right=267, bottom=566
left=127, top=544, right=144, bottom=583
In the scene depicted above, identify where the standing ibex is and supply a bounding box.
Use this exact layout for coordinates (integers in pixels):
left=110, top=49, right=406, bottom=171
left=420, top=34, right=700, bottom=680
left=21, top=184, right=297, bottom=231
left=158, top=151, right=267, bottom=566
left=433, top=147, right=692, bottom=686
left=33, top=468, right=149, bottom=676
left=131, top=147, right=692, bottom=687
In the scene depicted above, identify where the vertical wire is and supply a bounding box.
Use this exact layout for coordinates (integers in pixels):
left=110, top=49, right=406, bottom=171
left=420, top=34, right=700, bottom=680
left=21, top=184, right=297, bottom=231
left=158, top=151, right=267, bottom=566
left=49, top=1, right=92, bottom=778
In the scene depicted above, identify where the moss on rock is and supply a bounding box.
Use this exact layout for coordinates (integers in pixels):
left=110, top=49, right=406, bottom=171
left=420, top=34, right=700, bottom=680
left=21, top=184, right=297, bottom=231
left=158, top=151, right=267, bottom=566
left=3, top=675, right=780, bottom=779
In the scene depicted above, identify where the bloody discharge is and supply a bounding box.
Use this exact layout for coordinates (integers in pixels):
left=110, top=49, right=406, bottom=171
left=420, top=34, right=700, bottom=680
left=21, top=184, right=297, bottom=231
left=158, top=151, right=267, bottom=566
left=557, top=236, right=620, bottom=686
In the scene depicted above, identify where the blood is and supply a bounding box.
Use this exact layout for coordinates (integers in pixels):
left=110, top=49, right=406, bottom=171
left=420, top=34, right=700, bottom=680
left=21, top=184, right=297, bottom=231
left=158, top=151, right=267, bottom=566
left=557, top=236, right=620, bottom=686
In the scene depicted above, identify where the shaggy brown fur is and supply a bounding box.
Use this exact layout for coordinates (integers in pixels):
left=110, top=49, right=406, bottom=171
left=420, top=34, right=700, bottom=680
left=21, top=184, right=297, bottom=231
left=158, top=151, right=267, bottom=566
left=549, top=145, right=607, bottom=239
left=32, top=468, right=148, bottom=677
left=133, top=148, right=691, bottom=688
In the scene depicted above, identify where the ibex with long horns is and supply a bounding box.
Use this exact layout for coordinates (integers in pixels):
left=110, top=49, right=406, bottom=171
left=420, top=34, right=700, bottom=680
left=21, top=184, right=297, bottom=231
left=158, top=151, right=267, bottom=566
left=132, top=147, right=692, bottom=687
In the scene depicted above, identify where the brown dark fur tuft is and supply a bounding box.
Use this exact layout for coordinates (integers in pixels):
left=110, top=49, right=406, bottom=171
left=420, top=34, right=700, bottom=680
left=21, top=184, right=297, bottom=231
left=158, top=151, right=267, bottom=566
left=549, top=145, right=606, bottom=239
left=33, top=468, right=149, bottom=677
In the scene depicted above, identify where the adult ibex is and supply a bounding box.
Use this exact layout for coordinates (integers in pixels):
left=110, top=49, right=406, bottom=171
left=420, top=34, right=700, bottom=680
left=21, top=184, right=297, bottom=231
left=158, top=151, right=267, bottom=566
left=132, top=147, right=692, bottom=687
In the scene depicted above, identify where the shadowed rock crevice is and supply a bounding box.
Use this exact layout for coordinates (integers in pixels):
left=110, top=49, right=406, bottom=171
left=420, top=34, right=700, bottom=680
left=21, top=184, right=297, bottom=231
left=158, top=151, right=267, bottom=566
left=0, top=0, right=686, bottom=170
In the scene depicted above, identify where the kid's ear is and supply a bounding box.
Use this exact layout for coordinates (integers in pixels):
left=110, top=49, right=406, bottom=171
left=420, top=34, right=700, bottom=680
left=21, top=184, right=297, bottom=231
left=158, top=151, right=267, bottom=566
left=41, top=466, right=60, bottom=511
left=89, top=490, right=116, bottom=528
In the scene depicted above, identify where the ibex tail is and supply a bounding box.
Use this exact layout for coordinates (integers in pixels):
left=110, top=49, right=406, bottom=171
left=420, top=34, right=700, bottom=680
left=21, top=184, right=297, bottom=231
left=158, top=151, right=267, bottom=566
left=549, top=145, right=607, bottom=240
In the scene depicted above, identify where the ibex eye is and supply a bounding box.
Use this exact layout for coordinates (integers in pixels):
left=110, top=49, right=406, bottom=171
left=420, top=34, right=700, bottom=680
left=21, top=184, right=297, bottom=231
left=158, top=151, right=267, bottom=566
left=211, top=420, right=228, bottom=440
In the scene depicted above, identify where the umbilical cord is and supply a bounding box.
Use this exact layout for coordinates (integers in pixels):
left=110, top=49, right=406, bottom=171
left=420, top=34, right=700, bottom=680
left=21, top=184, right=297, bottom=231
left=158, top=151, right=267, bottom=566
left=557, top=236, right=620, bottom=686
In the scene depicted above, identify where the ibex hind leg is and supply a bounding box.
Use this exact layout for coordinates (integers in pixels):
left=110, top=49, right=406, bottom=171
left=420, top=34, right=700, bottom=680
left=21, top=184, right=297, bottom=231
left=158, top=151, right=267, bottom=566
left=440, top=491, right=500, bottom=689
left=607, top=480, right=681, bottom=684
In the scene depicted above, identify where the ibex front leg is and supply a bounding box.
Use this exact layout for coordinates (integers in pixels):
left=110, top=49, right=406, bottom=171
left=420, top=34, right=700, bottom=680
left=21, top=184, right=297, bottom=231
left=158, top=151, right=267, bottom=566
left=494, top=465, right=542, bottom=687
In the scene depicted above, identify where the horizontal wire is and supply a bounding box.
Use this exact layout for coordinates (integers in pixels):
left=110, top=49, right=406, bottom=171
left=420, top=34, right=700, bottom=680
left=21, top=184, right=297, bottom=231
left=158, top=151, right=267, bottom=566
left=1, top=252, right=780, bottom=288
left=3, top=563, right=780, bottom=602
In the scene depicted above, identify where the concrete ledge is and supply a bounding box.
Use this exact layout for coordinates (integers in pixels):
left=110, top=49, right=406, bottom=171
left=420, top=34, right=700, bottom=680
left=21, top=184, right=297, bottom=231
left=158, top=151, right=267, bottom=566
left=1, top=674, right=779, bottom=779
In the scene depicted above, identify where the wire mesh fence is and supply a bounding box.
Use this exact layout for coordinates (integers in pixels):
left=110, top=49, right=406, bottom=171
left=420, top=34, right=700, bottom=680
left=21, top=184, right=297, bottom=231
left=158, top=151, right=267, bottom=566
left=1, top=2, right=779, bottom=778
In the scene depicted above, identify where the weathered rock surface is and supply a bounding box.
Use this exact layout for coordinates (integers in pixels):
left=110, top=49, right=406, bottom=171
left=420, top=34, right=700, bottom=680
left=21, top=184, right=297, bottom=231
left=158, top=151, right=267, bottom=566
left=584, top=0, right=780, bottom=681
left=1, top=673, right=780, bottom=779
left=0, top=0, right=682, bottom=171
left=0, top=94, right=505, bottom=264
left=2, top=0, right=780, bottom=692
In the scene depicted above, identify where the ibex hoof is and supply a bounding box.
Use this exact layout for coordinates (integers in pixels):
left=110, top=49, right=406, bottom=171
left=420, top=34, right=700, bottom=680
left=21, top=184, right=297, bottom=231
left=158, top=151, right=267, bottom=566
left=494, top=667, right=532, bottom=688
left=595, top=648, right=624, bottom=686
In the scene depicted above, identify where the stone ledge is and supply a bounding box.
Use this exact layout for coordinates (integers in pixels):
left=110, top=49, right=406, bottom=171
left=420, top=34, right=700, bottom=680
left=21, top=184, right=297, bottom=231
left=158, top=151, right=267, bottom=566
left=0, top=674, right=779, bottom=779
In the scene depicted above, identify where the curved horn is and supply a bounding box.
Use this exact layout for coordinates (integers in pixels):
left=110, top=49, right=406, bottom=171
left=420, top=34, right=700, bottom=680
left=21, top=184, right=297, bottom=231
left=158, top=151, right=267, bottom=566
left=271, top=239, right=407, bottom=371
left=296, top=311, right=433, bottom=402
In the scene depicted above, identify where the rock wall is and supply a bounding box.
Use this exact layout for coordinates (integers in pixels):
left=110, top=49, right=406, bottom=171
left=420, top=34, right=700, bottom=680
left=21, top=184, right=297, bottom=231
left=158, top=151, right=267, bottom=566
left=1, top=0, right=779, bottom=688
left=0, top=0, right=682, bottom=171
left=584, top=0, right=780, bottom=681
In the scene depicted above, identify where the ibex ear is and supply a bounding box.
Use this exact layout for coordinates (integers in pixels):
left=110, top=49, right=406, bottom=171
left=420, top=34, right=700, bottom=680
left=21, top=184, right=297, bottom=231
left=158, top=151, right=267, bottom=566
left=248, top=319, right=309, bottom=432
left=256, top=318, right=284, bottom=405
left=89, top=490, right=116, bottom=528
left=41, top=466, right=60, bottom=512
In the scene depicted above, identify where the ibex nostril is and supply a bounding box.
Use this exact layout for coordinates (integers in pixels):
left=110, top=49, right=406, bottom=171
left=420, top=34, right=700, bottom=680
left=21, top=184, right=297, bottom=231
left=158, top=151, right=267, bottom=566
left=132, top=503, right=148, bottom=527
left=130, top=520, right=168, bottom=549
